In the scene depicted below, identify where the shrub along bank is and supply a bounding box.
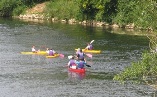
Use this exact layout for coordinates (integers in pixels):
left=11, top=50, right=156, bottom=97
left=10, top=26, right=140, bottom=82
left=0, top=0, right=157, bottom=30
left=113, top=52, right=157, bottom=86
left=44, top=0, right=157, bottom=30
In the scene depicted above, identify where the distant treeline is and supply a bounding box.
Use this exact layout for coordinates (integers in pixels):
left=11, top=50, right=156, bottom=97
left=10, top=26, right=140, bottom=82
left=1, top=0, right=157, bottom=30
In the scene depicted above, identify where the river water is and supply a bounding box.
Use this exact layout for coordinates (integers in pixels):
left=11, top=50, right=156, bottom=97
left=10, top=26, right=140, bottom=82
left=0, top=18, right=156, bottom=97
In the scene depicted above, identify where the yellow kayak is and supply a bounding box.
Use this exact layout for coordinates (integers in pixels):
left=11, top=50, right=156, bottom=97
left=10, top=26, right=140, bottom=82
left=46, top=54, right=60, bottom=58
left=75, top=49, right=101, bottom=53
left=21, top=51, right=47, bottom=55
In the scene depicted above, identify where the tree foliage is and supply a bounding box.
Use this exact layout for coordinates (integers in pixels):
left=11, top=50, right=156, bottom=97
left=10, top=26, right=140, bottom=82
left=0, top=0, right=50, bottom=16
left=44, top=0, right=157, bottom=29
left=0, top=0, right=19, bottom=17
left=113, top=52, right=157, bottom=83
left=113, top=0, right=157, bottom=29
left=45, top=0, right=80, bottom=20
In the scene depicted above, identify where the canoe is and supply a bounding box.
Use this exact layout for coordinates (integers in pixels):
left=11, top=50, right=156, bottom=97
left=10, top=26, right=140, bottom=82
left=21, top=51, right=47, bottom=55
left=68, top=68, right=86, bottom=73
left=75, top=49, right=101, bottom=53
left=46, top=54, right=60, bottom=58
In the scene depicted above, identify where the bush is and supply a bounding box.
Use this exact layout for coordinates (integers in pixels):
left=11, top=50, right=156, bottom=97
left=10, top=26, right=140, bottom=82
left=113, top=52, right=157, bottom=83
left=113, top=0, right=157, bottom=29
left=12, top=5, right=27, bottom=16
left=45, top=0, right=80, bottom=20
left=0, top=0, right=17, bottom=17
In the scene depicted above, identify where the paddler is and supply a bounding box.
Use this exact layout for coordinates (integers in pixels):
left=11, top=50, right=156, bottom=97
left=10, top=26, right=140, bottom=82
left=32, top=46, right=37, bottom=53
left=76, top=48, right=81, bottom=55
left=85, top=43, right=93, bottom=50
left=49, top=49, right=55, bottom=56
left=77, top=49, right=85, bottom=61
left=76, top=59, right=86, bottom=69
left=67, top=56, right=77, bottom=69
left=46, top=48, right=49, bottom=54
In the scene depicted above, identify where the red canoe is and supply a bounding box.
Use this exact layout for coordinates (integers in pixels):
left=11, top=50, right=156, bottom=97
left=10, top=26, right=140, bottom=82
left=68, top=68, right=86, bottom=73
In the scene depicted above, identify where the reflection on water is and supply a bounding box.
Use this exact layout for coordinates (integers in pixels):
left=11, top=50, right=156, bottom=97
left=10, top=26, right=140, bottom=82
left=68, top=71, right=86, bottom=81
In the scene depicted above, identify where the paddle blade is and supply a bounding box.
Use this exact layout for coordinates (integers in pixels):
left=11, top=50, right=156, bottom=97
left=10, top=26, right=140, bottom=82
left=86, top=64, right=91, bottom=67
left=90, top=40, right=94, bottom=44
left=86, top=54, right=92, bottom=58
left=68, top=55, right=73, bottom=59
left=59, top=54, right=64, bottom=58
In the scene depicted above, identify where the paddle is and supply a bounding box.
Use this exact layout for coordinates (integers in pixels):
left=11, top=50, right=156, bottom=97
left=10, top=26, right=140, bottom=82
left=85, top=64, right=91, bottom=67
left=84, top=59, right=91, bottom=67
left=85, top=53, right=92, bottom=58
left=85, top=40, right=94, bottom=49
left=84, top=40, right=94, bottom=58
left=90, top=40, right=95, bottom=44
left=68, top=55, right=73, bottom=59
left=54, top=51, right=64, bottom=58
left=59, top=54, right=64, bottom=58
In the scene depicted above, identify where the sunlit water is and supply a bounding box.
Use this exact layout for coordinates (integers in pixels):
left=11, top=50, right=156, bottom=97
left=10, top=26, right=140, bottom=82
left=0, top=18, right=156, bottom=97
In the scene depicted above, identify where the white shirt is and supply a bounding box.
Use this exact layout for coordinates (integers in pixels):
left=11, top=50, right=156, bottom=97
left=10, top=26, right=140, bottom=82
left=32, top=48, right=36, bottom=52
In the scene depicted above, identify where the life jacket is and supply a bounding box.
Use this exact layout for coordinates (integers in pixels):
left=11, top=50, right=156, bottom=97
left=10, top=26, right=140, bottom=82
left=89, top=44, right=93, bottom=50
left=49, top=50, right=54, bottom=56
left=78, top=52, right=84, bottom=60
left=32, top=48, right=36, bottom=52
left=77, top=61, right=85, bottom=69
left=69, top=59, right=76, bottom=66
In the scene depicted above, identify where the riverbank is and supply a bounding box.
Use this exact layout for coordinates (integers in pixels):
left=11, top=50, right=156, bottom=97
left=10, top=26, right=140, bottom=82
left=14, top=2, right=136, bottom=30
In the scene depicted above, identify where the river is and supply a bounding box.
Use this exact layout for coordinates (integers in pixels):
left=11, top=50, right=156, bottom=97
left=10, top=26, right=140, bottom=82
left=0, top=18, right=156, bottom=97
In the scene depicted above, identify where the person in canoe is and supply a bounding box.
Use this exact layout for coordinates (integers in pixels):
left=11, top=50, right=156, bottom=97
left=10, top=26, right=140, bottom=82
left=32, top=45, right=40, bottom=53
left=49, top=49, right=56, bottom=56
left=85, top=43, right=93, bottom=50
left=46, top=48, right=49, bottom=54
left=32, top=46, right=38, bottom=53
left=67, top=56, right=77, bottom=69
left=76, top=49, right=85, bottom=60
left=76, top=48, right=81, bottom=55
left=76, top=59, right=86, bottom=69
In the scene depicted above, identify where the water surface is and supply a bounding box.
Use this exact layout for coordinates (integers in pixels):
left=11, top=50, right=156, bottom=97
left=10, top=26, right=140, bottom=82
left=0, top=18, right=155, bottom=97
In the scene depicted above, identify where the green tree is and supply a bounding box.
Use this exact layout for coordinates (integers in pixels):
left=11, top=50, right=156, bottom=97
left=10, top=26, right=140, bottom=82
left=113, top=0, right=157, bottom=29
left=103, top=0, right=117, bottom=23
left=0, top=0, right=20, bottom=17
